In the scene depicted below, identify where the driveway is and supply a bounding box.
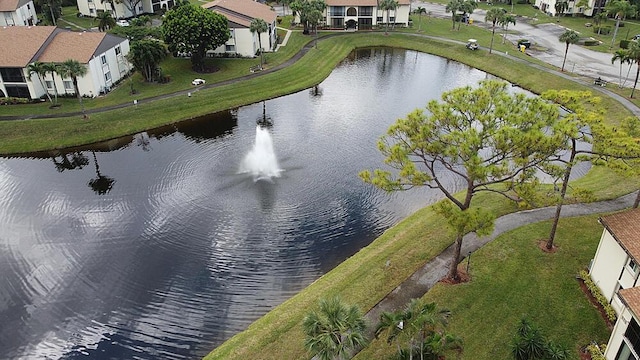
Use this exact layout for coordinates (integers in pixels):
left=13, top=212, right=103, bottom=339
left=413, top=1, right=635, bottom=87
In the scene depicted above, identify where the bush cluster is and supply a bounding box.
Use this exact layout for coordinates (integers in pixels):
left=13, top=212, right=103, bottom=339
left=586, top=343, right=606, bottom=360
left=579, top=270, right=617, bottom=323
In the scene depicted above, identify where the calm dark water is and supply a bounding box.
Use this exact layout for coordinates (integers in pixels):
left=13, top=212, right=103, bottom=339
left=0, top=49, right=513, bottom=359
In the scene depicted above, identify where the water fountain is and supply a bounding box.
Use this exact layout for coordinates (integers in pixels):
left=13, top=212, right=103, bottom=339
left=240, top=125, right=282, bottom=181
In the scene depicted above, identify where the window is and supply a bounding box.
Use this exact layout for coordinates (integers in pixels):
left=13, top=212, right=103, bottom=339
left=390, top=16, right=395, bottom=22
left=0, top=68, right=25, bottom=83
left=629, top=258, right=639, bottom=274
left=229, top=29, right=234, bottom=37
left=377, top=16, right=383, bottom=22
left=5, top=85, right=30, bottom=98
left=101, top=55, right=107, bottom=65
left=346, top=7, right=357, bottom=16
left=616, top=319, right=640, bottom=360
left=63, top=80, right=73, bottom=91
left=225, top=44, right=235, bottom=52
left=104, top=71, right=111, bottom=82
left=330, top=6, right=344, bottom=16
left=115, top=46, right=121, bottom=55
left=90, top=8, right=95, bottom=14
left=359, top=6, right=373, bottom=16
left=45, top=80, right=54, bottom=89
left=27, top=4, right=30, bottom=9
left=331, top=18, right=343, bottom=27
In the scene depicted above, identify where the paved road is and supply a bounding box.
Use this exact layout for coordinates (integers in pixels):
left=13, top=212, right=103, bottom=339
left=413, top=1, right=635, bottom=86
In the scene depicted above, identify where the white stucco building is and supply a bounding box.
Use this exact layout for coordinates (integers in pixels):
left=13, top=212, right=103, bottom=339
left=202, top=0, right=277, bottom=58
left=0, top=26, right=130, bottom=99
left=324, top=0, right=410, bottom=30
left=0, top=0, right=37, bottom=26
left=588, top=208, right=640, bottom=360
left=534, top=0, right=607, bottom=17
left=76, top=0, right=174, bottom=19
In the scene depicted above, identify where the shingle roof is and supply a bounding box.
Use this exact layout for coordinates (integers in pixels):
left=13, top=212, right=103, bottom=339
left=202, top=0, right=276, bottom=27
left=0, top=26, right=56, bottom=67
left=38, top=32, right=107, bottom=63
left=620, top=287, right=640, bottom=319
left=601, top=208, right=640, bottom=262
left=0, top=0, right=20, bottom=12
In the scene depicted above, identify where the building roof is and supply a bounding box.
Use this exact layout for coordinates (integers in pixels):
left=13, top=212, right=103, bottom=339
left=0, top=26, right=57, bottom=67
left=38, top=32, right=107, bottom=63
left=620, top=287, right=640, bottom=319
left=0, top=27, right=126, bottom=67
left=601, top=208, right=640, bottom=262
left=202, top=0, right=276, bottom=27
left=0, top=0, right=30, bottom=12
left=325, top=0, right=410, bottom=6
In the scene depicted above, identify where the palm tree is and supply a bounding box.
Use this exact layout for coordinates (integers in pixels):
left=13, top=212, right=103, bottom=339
left=250, top=18, right=269, bottom=68
left=59, top=59, right=88, bottom=118
left=307, top=8, right=323, bottom=48
left=42, top=62, right=60, bottom=106
left=554, top=0, right=568, bottom=16
left=593, top=11, right=607, bottom=34
left=626, top=41, right=640, bottom=98
left=413, top=6, right=427, bottom=31
left=97, top=11, right=116, bottom=31
left=303, top=297, right=367, bottom=360
left=485, top=7, right=506, bottom=54
left=558, top=29, right=580, bottom=72
left=499, top=13, right=516, bottom=44
left=27, top=62, right=53, bottom=104
left=379, top=0, right=396, bottom=35
left=606, top=0, right=637, bottom=49
left=458, top=0, right=477, bottom=30
left=612, top=49, right=632, bottom=88
left=445, top=0, right=463, bottom=30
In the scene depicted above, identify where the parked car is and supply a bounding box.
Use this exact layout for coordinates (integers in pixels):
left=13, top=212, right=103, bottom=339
left=633, top=34, right=640, bottom=41
left=116, top=19, right=130, bottom=27
left=517, top=39, right=531, bottom=49
left=192, top=78, right=206, bottom=86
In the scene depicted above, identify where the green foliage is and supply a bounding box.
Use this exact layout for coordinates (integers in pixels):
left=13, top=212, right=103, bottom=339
left=162, top=4, right=230, bottom=72
left=593, top=26, right=611, bottom=35
left=303, top=297, right=368, bottom=360
left=290, top=0, right=326, bottom=34
left=511, top=318, right=568, bottom=360
left=376, top=299, right=461, bottom=360
left=96, top=11, right=116, bottom=32
left=578, top=270, right=617, bottom=323
left=127, top=39, right=168, bottom=82
left=620, top=39, right=630, bottom=48
left=129, top=15, right=151, bottom=26
left=586, top=343, right=607, bottom=360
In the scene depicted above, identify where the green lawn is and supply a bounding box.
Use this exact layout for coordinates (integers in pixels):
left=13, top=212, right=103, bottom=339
left=204, top=168, right=636, bottom=360
left=356, top=214, right=611, bottom=360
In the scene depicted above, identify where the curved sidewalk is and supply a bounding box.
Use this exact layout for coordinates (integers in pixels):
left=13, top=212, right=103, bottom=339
left=363, top=192, right=638, bottom=335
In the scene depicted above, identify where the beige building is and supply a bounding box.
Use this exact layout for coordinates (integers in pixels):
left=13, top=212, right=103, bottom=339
left=76, top=0, right=175, bottom=19
left=588, top=208, right=640, bottom=360
left=534, top=0, right=607, bottom=17
left=0, top=0, right=37, bottom=26
left=0, top=26, right=130, bottom=99
left=202, top=0, right=277, bottom=58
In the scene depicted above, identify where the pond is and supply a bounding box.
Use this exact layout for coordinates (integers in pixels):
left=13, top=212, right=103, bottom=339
left=0, top=48, right=544, bottom=359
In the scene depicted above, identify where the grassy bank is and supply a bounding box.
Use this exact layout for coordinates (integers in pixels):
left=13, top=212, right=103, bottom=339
left=356, top=214, right=612, bottom=360
left=1, top=26, right=636, bottom=154
left=204, top=168, right=637, bottom=360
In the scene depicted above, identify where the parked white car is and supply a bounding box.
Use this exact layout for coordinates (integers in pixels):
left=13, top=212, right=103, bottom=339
left=116, top=19, right=130, bottom=27
left=192, top=78, right=206, bottom=86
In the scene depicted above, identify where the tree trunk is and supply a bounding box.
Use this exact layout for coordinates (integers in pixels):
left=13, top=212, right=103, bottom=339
left=73, top=77, right=87, bottom=119
left=49, top=2, right=57, bottom=26
left=611, top=17, right=621, bottom=48
left=489, top=25, right=495, bottom=54
left=547, top=141, right=576, bottom=250
left=634, top=189, right=639, bottom=209
left=561, top=43, right=569, bottom=71
left=258, top=34, right=264, bottom=67
left=448, top=232, right=463, bottom=280
left=631, top=61, right=640, bottom=98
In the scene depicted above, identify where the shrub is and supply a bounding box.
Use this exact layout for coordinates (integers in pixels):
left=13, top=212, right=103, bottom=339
left=620, top=39, right=630, bottom=49
left=593, top=26, right=611, bottom=35
left=586, top=343, right=606, bottom=360
left=512, top=318, right=568, bottom=360
left=583, top=40, right=600, bottom=46
left=579, top=270, right=617, bottom=323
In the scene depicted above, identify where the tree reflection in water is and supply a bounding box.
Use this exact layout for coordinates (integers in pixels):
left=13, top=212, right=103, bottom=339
left=87, top=151, right=115, bottom=195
